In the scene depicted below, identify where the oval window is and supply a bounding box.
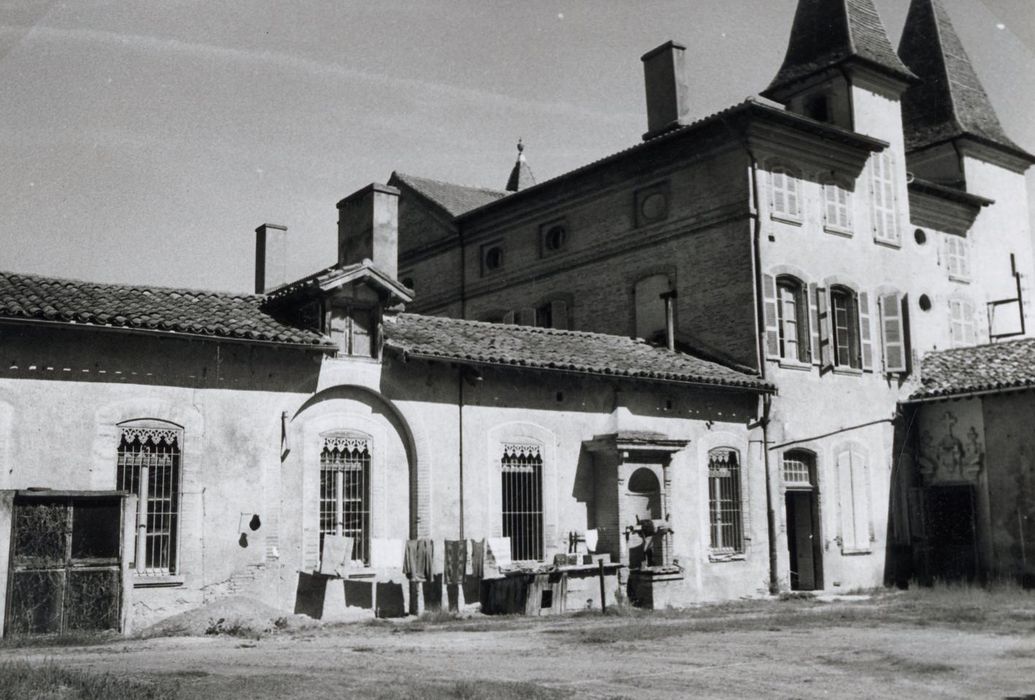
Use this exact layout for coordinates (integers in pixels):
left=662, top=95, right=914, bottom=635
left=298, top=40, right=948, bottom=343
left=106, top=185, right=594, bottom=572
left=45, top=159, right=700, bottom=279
left=640, top=192, right=668, bottom=222
left=544, top=225, right=566, bottom=251
left=484, top=246, right=504, bottom=271
left=918, top=294, right=932, bottom=312
left=914, top=228, right=927, bottom=245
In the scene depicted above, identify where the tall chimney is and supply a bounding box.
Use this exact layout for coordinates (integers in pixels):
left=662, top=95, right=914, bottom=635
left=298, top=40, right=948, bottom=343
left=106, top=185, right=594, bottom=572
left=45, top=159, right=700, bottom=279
left=254, top=223, right=288, bottom=294
left=641, top=40, right=689, bottom=141
left=337, top=183, right=400, bottom=279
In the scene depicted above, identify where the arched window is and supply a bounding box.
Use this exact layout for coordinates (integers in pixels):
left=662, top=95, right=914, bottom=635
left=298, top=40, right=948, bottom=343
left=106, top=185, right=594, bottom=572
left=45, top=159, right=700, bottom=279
left=769, top=166, right=801, bottom=221
left=708, top=448, right=744, bottom=554
left=776, top=276, right=809, bottom=363
left=501, top=443, right=544, bottom=561
left=830, top=286, right=861, bottom=369
left=117, top=421, right=182, bottom=575
left=634, top=274, right=672, bottom=340
left=320, top=434, right=371, bottom=565
left=782, top=449, right=815, bottom=488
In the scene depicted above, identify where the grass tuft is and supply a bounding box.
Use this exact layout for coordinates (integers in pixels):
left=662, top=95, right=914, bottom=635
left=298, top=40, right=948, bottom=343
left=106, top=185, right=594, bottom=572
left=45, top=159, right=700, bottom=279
left=0, top=661, right=180, bottom=700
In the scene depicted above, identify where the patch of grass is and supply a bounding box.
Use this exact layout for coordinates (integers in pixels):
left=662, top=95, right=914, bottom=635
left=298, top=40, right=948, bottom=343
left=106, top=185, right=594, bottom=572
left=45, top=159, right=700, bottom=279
left=0, top=631, right=119, bottom=649
left=0, top=661, right=180, bottom=700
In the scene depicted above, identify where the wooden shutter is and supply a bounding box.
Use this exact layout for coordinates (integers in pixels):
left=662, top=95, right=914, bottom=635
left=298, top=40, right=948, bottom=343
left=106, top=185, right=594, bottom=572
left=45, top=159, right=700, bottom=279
left=550, top=300, right=569, bottom=330
left=762, top=274, right=780, bottom=358
left=808, top=283, right=820, bottom=365
left=858, top=291, right=873, bottom=371
left=799, top=284, right=812, bottom=364
left=816, top=286, right=832, bottom=370
left=880, top=293, right=907, bottom=373
left=838, top=449, right=871, bottom=552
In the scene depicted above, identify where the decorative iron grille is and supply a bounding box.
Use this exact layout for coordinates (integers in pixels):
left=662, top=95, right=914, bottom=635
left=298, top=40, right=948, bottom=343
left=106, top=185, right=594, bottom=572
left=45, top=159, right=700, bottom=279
left=320, top=436, right=371, bottom=565
left=117, top=426, right=181, bottom=575
left=501, top=443, right=543, bottom=561
left=708, top=448, right=744, bottom=554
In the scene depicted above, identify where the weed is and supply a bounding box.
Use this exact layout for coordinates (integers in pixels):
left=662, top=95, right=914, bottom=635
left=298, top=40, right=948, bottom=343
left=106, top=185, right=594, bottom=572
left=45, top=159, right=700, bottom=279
left=0, top=660, right=179, bottom=700
left=0, top=631, right=119, bottom=649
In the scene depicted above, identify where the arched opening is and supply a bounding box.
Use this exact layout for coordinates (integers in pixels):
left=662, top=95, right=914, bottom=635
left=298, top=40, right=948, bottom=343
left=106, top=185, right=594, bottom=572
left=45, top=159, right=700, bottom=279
left=626, top=467, right=661, bottom=569
left=783, top=449, right=823, bottom=591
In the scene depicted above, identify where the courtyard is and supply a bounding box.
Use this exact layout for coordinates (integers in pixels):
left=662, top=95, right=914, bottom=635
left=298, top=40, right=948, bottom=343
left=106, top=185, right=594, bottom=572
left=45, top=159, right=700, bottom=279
left=1, top=586, right=1034, bottom=699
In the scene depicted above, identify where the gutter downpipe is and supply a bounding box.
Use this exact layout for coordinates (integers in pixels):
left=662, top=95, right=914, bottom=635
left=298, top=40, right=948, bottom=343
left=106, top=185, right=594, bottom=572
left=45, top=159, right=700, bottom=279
left=458, top=219, right=468, bottom=541
left=727, top=111, right=780, bottom=595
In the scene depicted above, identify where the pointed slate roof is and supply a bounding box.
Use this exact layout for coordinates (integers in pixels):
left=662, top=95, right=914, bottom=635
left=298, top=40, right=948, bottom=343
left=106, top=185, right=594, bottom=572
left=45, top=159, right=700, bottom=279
left=898, top=0, right=1033, bottom=160
left=767, top=0, right=915, bottom=94
left=389, top=172, right=507, bottom=219
left=505, top=140, right=536, bottom=192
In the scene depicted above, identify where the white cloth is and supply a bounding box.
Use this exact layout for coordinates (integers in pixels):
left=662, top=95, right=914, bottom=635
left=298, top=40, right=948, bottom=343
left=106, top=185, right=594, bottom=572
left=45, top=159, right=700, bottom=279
left=369, top=538, right=404, bottom=569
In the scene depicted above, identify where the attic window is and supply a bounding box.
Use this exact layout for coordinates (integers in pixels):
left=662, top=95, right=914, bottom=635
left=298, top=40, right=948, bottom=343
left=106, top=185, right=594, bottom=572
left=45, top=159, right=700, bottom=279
left=805, top=94, right=831, bottom=123
left=482, top=244, right=505, bottom=275
left=540, top=222, right=568, bottom=255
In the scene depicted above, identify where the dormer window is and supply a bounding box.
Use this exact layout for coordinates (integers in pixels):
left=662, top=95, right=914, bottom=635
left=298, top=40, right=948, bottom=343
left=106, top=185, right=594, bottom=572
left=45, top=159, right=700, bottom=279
left=805, top=94, right=831, bottom=123
left=330, top=304, right=376, bottom=357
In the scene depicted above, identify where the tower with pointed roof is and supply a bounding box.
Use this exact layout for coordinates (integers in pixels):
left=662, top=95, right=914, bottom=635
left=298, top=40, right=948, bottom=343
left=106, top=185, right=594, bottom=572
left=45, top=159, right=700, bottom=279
left=505, top=140, right=536, bottom=193
left=899, top=0, right=1035, bottom=337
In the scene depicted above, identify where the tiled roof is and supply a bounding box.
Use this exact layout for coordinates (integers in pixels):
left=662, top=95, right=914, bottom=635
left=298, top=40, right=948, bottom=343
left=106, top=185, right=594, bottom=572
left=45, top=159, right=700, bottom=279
left=898, top=0, right=1033, bottom=160
left=264, top=260, right=414, bottom=304
left=382, top=313, right=772, bottom=392
left=766, top=0, right=916, bottom=94
left=0, top=271, right=332, bottom=347
left=390, top=172, right=507, bottom=218
left=911, top=338, right=1035, bottom=400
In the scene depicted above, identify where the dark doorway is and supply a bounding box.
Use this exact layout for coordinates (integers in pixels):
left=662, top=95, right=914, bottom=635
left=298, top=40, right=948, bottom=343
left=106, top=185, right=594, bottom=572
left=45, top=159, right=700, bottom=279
left=919, top=484, right=979, bottom=583
left=783, top=450, right=823, bottom=591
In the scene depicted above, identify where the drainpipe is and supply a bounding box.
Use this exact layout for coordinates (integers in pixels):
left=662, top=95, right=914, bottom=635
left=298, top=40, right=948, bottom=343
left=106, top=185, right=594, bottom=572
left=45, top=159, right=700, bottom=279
left=660, top=290, right=678, bottom=351
left=726, top=112, right=780, bottom=595
left=458, top=366, right=465, bottom=540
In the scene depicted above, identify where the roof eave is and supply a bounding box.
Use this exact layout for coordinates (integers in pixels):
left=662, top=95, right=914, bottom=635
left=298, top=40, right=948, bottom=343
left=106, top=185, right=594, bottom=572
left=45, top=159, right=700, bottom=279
left=905, top=382, right=1035, bottom=404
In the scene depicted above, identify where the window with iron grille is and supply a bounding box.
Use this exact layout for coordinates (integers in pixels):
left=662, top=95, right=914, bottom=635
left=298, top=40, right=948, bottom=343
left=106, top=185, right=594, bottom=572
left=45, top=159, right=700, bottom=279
left=320, top=436, right=371, bottom=565
left=708, top=448, right=743, bottom=554
left=117, top=424, right=181, bottom=575
left=782, top=450, right=814, bottom=488
left=501, top=443, right=543, bottom=561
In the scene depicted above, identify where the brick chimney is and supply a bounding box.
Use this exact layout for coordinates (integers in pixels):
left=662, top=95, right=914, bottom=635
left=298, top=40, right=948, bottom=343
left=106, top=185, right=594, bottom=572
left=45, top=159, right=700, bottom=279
left=337, top=183, right=400, bottom=279
left=254, top=223, right=288, bottom=294
left=641, top=40, right=689, bottom=141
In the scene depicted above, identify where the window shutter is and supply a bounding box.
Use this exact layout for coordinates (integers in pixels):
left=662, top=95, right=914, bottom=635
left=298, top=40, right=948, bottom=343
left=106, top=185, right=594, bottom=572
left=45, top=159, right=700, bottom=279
left=550, top=300, right=569, bottom=330
left=880, top=293, right=907, bottom=373
left=858, top=291, right=873, bottom=371
left=762, top=274, right=780, bottom=358
left=808, top=282, right=820, bottom=365
left=518, top=307, right=536, bottom=326
left=502, top=310, right=516, bottom=325
left=816, top=286, right=833, bottom=370
left=852, top=452, right=871, bottom=549
left=787, top=178, right=799, bottom=218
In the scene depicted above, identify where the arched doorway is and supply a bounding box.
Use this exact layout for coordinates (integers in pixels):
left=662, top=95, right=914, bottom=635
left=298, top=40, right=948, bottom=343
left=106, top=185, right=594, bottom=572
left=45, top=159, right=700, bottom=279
left=626, top=467, right=661, bottom=569
left=783, top=449, right=823, bottom=590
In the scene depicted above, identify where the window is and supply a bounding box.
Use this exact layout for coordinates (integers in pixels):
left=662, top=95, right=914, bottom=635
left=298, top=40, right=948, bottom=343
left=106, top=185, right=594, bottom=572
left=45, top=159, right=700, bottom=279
left=540, top=222, right=568, bottom=255
left=830, top=287, right=861, bottom=369
left=879, top=293, right=908, bottom=373
left=329, top=304, right=376, bottom=357
left=870, top=151, right=898, bottom=244
left=320, top=435, right=371, bottom=565
left=481, top=244, right=504, bottom=274
left=944, top=235, right=970, bottom=281
left=836, top=447, right=871, bottom=553
left=782, top=450, right=814, bottom=488
left=501, top=443, right=543, bottom=561
left=805, top=94, right=831, bottom=123
left=534, top=299, right=569, bottom=330
left=949, top=298, right=977, bottom=348
left=769, top=166, right=801, bottom=221
left=823, top=181, right=852, bottom=233
left=117, top=424, right=181, bottom=575
left=634, top=274, right=672, bottom=340
left=708, top=448, right=744, bottom=554
left=776, top=277, right=809, bottom=363
left=635, top=182, right=670, bottom=227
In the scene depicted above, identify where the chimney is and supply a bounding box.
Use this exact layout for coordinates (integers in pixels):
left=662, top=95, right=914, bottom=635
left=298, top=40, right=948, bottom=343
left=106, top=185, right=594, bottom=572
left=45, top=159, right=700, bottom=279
left=660, top=290, right=678, bottom=352
left=254, top=223, right=288, bottom=294
left=641, top=40, right=689, bottom=141
left=337, top=183, right=400, bottom=279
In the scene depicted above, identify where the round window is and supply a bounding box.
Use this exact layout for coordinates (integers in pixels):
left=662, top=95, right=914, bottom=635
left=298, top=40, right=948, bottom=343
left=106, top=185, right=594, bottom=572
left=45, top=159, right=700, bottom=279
left=544, top=225, right=566, bottom=251
left=919, top=294, right=932, bottom=311
left=484, top=246, right=504, bottom=271
left=640, top=192, right=668, bottom=222
left=914, top=228, right=927, bottom=245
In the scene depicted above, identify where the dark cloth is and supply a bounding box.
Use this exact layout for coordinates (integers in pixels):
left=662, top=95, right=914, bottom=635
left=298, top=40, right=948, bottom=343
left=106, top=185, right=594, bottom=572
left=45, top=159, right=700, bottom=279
left=470, top=539, right=485, bottom=579
left=403, top=538, right=434, bottom=581
left=444, top=540, right=467, bottom=585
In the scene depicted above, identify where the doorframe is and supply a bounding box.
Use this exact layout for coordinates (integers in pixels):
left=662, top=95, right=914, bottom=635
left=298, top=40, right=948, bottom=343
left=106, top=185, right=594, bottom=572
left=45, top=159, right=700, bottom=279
left=782, top=449, right=824, bottom=591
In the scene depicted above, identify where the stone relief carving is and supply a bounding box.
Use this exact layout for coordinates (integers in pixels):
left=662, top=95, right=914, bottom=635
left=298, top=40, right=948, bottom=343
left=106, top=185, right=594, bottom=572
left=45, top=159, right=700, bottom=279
left=917, top=410, right=984, bottom=484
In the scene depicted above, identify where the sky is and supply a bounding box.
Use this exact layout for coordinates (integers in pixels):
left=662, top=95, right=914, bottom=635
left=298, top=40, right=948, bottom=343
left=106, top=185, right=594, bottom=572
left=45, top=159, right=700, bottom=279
left=0, top=0, right=1032, bottom=293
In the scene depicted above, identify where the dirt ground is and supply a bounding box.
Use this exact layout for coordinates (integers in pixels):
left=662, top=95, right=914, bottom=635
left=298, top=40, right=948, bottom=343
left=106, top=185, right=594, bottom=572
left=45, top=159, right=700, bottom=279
left=3, top=593, right=1035, bottom=699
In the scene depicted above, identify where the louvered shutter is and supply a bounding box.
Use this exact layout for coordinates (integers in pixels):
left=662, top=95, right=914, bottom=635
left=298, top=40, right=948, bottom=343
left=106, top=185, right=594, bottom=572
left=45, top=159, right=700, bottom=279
left=808, top=282, right=820, bottom=365
left=787, top=177, right=799, bottom=218
left=762, top=274, right=780, bottom=358
left=770, top=171, right=784, bottom=215
left=880, top=293, right=907, bottom=373
left=550, top=300, right=569, bottom=330
left=816, top=286, right=832, bottom=370
left=859, top=291, right=873, bottom=371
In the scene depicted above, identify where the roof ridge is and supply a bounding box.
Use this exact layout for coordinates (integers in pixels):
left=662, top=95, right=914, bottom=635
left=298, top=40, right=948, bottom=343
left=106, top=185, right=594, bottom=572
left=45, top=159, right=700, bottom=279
left=392, top=311, right=658, bottom=345
left=0, top=269, right=257, bottom=300
left=393, top=171, right=507, bottom=196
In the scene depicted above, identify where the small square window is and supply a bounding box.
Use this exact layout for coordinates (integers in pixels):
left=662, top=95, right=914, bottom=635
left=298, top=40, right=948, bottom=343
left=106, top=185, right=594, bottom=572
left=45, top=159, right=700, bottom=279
left=539, top=220, right=568, bottom=256
left=481, top=243, right=505, bottom=275
left=635, top=182, right=670, bottom=227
